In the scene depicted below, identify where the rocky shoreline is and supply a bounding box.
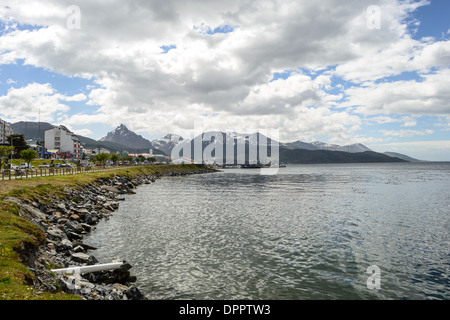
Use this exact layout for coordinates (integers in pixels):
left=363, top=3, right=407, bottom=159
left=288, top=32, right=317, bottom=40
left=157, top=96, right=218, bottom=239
left=7, top=167, right=215, bottom=300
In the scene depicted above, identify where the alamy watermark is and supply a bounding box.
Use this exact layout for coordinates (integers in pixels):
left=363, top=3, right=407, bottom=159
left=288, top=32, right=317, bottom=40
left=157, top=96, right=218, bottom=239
left=66, top=5, right=81, bottom=30
left=366, top=265, right=381, bottom=290
left=367, top=5, right=381, bottom=30
left=171, top=125, right=281, bottom=175
left=62, top=266, right=82, bottom=290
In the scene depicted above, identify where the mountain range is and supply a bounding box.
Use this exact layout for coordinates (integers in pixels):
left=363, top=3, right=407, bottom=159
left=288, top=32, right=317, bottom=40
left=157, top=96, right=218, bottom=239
left=99, top=124, right=153, bottom=150
left=167, top=131, right=411, bottom=164
left=283, top=140, right=373, bottom=153
left=10, top=122, right=422, bottom=163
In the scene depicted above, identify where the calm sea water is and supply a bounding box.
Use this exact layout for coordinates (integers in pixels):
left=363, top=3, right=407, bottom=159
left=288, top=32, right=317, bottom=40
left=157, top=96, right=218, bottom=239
left=84, top=163, right=450, bottom=300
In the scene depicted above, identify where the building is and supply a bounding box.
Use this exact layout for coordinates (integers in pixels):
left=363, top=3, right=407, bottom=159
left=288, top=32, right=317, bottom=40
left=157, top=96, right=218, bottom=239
left=128, top=148, right=155, bottom=159
left=0, top=118, right=14, bottom=144
left=26, top=138, right=57, bottom=159
left=84, top=147, right=110, bottom=156
left=44, top=125, right=82, bottom=160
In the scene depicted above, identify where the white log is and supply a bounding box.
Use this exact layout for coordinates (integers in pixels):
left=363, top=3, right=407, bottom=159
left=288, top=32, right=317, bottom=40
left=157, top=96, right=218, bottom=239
left=51, top=262, right=124, bottom=275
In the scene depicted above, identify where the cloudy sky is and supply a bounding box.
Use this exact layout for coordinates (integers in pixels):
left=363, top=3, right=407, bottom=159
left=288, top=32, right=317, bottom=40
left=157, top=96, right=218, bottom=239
left=0, top=0, right=449, bottom=160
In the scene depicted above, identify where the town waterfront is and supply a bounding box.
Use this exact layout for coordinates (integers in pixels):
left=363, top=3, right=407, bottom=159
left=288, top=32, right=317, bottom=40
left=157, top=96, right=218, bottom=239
left=84, top=163, right=450, bottom=300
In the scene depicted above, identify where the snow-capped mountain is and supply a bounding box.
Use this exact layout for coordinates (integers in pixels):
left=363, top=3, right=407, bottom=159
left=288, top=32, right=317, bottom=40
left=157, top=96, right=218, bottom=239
left=284, top=140, right=373, bottom=153
left=200, top=131, right=276, bottom=145
left=282, top=141, right=319, bottom=151
left=100, top=124, right=153, bottom=150
left=151, top=134, right=184, bottom=155
left=153, top=131, right=279, bottom=156
left=310, top=141, right=373, bottom=153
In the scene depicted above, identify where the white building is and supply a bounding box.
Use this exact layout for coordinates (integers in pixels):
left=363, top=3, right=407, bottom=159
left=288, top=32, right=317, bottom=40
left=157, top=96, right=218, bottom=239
left=45, top=126, right=82, bottom=160
left=0, top=118, right=14, bottom=144
left=85, top=147, right=110, bottom=156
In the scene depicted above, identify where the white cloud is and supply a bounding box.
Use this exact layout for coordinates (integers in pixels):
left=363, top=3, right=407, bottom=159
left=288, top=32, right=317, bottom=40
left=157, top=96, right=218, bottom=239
left=343, top=69, right=450, bottom=116
left=381, top=129, right=434, bottom=137
left=0, top=82, right=80, bottom=123
left=72, top=128, right=93, bottom=137
left=0, top=0, right=448, bottom=150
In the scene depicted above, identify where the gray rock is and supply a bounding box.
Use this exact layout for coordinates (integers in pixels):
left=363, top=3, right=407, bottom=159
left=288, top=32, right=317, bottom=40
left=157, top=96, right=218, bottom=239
left=56, top=239, right=73, bottom=252
left=65, top=220, right=84, bottom=234
left=124, top=286, right=145, bottom=300
left=80, top=223, right=93, bottom=232
left=47, top=227, right=64, bottom=239
left=71, top=252, right=91, bottom=264
left=101, top=185, right=121, bottom=194
left=73, top=245, right=85, bottom=253
left=104, top=201, right=119, bottom=211
left=74, top=208, right=90, bottom=217
left=57, top=203, right=68, bottom=213
left=66, top=231, right=83, bottom=241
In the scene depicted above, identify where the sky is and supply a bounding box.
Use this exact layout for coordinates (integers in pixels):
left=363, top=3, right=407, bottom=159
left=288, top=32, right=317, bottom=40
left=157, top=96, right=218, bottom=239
left=0, top=0, right=449, bottom=161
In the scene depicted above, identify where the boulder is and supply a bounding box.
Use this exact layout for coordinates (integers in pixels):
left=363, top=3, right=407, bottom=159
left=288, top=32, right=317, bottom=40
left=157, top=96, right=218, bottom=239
left=56, top=239, right=73, bottom=252
left=124, top=286, right=145, bottom=300
left=101, top=185, right=121, bottom=194
left=66, top=231, right=83, bottom=241
left=71, top=252, right=91, bottom=264
left=47, top=227, right=64, bottom=239
left=65, top=220, right=84, bottom=234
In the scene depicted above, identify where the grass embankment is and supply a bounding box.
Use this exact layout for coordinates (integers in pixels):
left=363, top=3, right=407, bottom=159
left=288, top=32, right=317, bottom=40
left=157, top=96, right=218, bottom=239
left=0, top=164, right=214, bottom=300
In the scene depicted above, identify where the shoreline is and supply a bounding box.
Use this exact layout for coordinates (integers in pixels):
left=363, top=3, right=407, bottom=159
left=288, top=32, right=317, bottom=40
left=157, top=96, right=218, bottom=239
left=0, top=164, right=218, bottom=300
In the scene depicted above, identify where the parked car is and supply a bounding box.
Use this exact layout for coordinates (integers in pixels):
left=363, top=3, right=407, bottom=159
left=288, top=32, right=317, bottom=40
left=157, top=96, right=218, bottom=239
left=9, top=164, right=20, bottom=170
left=20, top=163, right=35, bottom=169
left=39, top=163, right=51, bottom=168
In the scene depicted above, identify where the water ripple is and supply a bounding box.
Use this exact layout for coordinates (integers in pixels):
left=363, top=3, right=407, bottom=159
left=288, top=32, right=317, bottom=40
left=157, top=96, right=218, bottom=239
left=84, top=163, right=450, bottom=300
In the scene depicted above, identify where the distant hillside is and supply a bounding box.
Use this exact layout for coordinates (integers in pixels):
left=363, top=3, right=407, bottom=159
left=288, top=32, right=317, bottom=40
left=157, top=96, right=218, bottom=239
left=311, top=141, right=373, bottom=153
left=11, top=121, right=165, bottom=155
left=279, top=148, right=408, bottom=164
left=77, top=135, right=155, bottom=154
left=384, top=152, right=424, bottom=163
left=283, top=141, right=319, bottom=151
left=11, top=121, right=54, bottom=140
left=283, top=140, right=373, bottom=153
left=170, top=131, right=408, bottom=164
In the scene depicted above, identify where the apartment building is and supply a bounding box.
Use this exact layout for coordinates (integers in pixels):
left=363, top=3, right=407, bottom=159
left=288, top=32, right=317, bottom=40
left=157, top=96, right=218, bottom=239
left=45, top=125, right=82, bottom=160
left=0, top=118, right=14, bottom=144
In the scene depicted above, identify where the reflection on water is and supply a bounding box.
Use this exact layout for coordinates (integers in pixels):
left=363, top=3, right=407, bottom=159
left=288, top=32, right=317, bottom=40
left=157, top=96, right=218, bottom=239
left=84, top=163, right=450, bottom=300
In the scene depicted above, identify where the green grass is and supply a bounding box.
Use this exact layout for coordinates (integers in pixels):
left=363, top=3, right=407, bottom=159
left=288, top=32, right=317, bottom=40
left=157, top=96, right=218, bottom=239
left=0, top=164, right=214, bottom=300
left=0, top=201, right=80, bottom=300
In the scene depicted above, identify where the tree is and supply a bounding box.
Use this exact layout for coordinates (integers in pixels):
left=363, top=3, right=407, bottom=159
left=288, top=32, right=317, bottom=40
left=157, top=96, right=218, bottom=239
left=110, top=153, right=119, bottom=164
left=147, top=157, right=157, bottom=163
left=121, top=155, right=133, bottom=162
left=137, top=155, right=146, bottom=163
left=20, top=149, right=38, bottom=168
left=95, top=153, right=110, bottom=165
left=7, top=134, right=28, bottom=158
left=0, top=146, right=14, bottom=169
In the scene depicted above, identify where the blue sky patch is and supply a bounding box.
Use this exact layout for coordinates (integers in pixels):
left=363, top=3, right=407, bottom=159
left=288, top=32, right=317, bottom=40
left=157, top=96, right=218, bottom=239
left=161, top=45, right=177, bottom=54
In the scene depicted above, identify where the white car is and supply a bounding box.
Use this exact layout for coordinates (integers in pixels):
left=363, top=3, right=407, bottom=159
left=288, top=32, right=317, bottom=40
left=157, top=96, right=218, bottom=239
left=39, top=163, right=51, bottom=168
left=20, top=163, right=35, bottom=169
left=10, top=164, right=20, bottom=170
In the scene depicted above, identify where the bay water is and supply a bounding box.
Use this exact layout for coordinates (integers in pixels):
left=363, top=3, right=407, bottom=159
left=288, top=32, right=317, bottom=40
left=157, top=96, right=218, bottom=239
left=84, top=163, right=450, bottom=300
